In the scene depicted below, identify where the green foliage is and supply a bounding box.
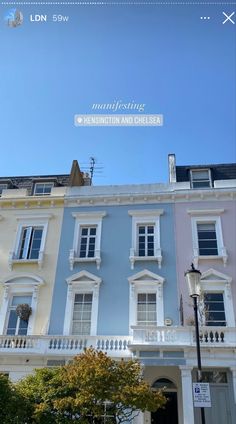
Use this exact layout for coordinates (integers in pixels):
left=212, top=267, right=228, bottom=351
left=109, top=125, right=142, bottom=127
left=0, top=373, right=32, bottom=424
left=16, top=349, right=166, bottom=423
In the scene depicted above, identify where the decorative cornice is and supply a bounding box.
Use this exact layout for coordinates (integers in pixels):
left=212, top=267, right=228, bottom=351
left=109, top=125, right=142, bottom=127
left=0, top=197, right=65, bottom=210
left=128, top=209, right=164, bottom=217
left=187, top=209, right=225, bottom=216
left=15, top=213, right=54, bottom=220
left=0, top=188, right=235, bottom=209
left=64, top=189, right=236, bottom=208
left=72, top=211, right=107, bottom=219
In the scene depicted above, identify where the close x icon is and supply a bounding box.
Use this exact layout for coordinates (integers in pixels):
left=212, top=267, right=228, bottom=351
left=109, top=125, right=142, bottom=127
left=222, top=11, right=235, bottom=24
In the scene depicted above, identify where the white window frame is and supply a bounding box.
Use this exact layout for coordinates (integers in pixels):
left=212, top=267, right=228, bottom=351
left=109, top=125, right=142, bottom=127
left=71, top=292, right=93, bottom=336
left=128, top=269, right=165, bottom=334
left=5, top=294, right=33, bottom=336
left=9, top=214, right=53, bottom=270
left=0, top=273, right=44, bottom=335
left=187, top=209, right=227, bottom=268
left=199, top=269, right=235, bottom=327
left=33, top=182, right=54, bottom=196
left=0, top=184, right=8, bottom=196
left=190, top=169, right=212, bottom=189
left=128, top=209, right=164, bottom=270
left=78, top=226, right=97, bottom=259
left=137, top=292, right=157, bottom=326
left=63, top=271, right=101, bottom=336
left=69, top=211, right=106, bottom=271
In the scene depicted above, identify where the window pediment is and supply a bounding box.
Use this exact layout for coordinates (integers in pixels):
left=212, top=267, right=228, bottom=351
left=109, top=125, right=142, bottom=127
left=66, top=270, right=102, bottom=286
left=201, top=269, right=232, bottom=284
left=128, top=269, right=165, bottom=285
left=1, top=273, right=44, bottom=287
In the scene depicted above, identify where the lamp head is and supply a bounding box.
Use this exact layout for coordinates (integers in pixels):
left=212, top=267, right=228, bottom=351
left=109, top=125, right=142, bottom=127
left=185, top=263, right=201, bottom=298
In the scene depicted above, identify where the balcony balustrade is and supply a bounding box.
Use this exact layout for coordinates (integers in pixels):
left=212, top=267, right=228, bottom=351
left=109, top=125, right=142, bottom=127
left=0, top=335, right=132, bottom=357
left=0, top=327, right=235, bottom=357
left=130, top=325, right=236, bottom=347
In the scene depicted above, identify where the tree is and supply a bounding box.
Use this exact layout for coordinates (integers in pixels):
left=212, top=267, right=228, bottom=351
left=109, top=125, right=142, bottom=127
left=0, top=373, right=32, bottom=424
left=17, top=348, right=166, bottom=423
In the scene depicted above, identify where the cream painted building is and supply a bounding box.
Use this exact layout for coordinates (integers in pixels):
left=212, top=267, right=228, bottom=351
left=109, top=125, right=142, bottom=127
left=0, top=162, right=89, bottom=380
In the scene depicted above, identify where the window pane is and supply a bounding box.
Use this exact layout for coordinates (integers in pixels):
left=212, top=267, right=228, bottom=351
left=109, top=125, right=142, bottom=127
left=72, top=293, right=93, bottom=335
left=29, top=228, right=43, bottom=259
left=19, top=227, right=31, bottom=259
left=197, top=223, right=218, bottom=255
left=138, top=226, right=145, bottom=234
left=75, top=294, right=83, bottom=302
left=84, top=294, right=93, bottom=302
left=6, top=311, right=18, bottom=335
left=147, top=294, right=156, bottom=302
left=34, top=183, right=53, bottom=195
left=79, top=227, right=97, bottom=258
left=192, top=170, right=209, bottom=180
left=137, top=293, right=156, bottom=325
left=138, top=293, right=146, bottom=302
left=202, top=372, right=227, bottom=383
left=18, top=319, right=28, bottom=335
left=204, top=293, right=226, bottom=326
left=138, top=224, right=155, bottom=257
left=11, top=296, right=32, bottom=306
left=205, top=293, right=223, bottom=302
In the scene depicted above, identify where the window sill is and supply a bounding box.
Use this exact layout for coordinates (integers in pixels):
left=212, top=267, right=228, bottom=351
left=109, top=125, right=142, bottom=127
left=193, top=251, right=228, bottom=268
left=129, top=248, right=162, bottom=270
left=8, top=251, right=44, bottom=271
left=69, top=249, right=101, bottom=271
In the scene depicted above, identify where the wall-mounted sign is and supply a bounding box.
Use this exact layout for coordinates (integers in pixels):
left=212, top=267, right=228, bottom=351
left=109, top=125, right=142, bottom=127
left=193, top=383, right=211, bottom=408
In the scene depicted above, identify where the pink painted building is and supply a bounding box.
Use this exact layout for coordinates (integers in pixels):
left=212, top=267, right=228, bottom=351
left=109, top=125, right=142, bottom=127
left=170, top=154, right=236, bottom=424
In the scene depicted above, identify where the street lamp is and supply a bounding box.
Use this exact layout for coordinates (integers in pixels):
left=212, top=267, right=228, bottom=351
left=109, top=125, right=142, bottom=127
left=185, top=264, right=205, bottom=424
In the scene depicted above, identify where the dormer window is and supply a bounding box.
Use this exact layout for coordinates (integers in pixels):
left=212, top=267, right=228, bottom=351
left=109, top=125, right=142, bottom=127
left=34, top=182, right=54, bottom=196
left=0, top=184, right=8, bottom=196
left=190, top=169, right=212, bottom=188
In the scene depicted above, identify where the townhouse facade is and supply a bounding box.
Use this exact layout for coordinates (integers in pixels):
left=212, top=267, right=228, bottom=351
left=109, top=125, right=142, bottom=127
left=0, top=155, right=235, bottom=424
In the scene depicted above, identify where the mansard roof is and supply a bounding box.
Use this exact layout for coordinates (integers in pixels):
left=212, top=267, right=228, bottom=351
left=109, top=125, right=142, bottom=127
left=176, top=163, right=236, bottom=182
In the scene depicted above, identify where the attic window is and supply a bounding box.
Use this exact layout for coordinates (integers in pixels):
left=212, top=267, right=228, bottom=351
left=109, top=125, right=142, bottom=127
left=190, top=169, right=212, bottom=188
left=0, top=184, right=8, bottom=196
left=34, top=182, right=54, bottom=196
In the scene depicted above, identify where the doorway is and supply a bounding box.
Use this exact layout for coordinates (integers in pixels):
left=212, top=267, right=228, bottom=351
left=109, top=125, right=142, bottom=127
left=151, top=378, right=178, bottom=424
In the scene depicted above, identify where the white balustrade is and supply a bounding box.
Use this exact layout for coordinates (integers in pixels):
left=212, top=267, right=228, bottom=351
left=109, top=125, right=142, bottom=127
left=0, top=328, right=235, bottom=357
left=0, top=335, right=132, bottom=357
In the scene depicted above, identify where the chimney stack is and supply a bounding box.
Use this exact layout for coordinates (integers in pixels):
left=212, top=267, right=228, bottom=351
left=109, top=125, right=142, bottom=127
left=168, top=154, right=176, bottom=183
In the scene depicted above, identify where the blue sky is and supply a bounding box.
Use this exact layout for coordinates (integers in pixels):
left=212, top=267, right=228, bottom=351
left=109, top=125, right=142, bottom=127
left=0, top=2, right=235, bottom=184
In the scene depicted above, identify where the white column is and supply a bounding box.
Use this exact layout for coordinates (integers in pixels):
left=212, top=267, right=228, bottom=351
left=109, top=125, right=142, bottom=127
left=180, top=366, right=195, bottom=424
left=230, top=367, right=236, bottom=403
left=134, top=411, right=145, bottom=424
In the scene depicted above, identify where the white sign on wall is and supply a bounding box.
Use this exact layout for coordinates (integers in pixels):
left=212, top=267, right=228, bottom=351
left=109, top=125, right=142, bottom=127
left=193, top=383, right=211, bottom=408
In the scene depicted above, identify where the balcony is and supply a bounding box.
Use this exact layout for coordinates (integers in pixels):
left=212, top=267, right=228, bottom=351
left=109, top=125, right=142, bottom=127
left=0, top=327, right=235, bottom=358
left=130, top=326, right=236, bottom=348
left=8, top=250, right=44, bottom=271
left=0, top=335, right=132, bottom=357
left=69, top=249, right=101, bottom=271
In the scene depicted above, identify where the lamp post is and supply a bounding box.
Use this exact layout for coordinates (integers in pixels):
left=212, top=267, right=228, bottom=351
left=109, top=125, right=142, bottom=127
left=185, top=264, right=206, bottom=424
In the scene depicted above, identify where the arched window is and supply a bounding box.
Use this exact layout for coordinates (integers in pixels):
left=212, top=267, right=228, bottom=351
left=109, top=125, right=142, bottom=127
left=152, top=378, right=177, bottom=390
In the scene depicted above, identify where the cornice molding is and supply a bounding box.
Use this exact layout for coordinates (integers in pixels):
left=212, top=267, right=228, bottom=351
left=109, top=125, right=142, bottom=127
left=187, top=209, right=225, bottom=216
left=15, top=213, right=54, bottom=220
left=0, top=196, right=64, bottom=210
left=64, top=189, right=236, bottom=207
left=0, top=189, right=235, bottom=209
left=72, top=211, right=107, bottom=219
left=128, top=209, right=164, bottom=217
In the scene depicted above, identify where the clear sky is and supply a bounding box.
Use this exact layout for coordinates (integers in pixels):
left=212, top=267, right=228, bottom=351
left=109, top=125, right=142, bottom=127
left=0, top=1, right=235, bottom=184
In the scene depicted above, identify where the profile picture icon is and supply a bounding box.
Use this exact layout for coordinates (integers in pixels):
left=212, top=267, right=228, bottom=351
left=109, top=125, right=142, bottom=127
left=4, top=9, right=23, bottom=28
